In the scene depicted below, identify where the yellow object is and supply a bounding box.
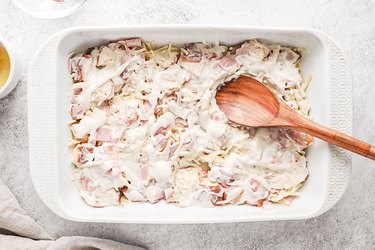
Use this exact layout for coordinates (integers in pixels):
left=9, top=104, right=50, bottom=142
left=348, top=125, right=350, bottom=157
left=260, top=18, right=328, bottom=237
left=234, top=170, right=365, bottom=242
left=0, top=46, right=11, bottom=89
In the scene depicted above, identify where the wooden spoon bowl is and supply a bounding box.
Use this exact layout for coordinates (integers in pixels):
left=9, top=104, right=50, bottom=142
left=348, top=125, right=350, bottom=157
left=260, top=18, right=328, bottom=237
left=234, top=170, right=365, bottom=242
left=216, top=75, right=375, bottom=160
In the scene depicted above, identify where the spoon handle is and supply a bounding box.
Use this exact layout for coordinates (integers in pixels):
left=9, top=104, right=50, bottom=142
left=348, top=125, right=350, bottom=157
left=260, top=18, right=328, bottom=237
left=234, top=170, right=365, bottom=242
left=296, top=117, right=375, bottom=160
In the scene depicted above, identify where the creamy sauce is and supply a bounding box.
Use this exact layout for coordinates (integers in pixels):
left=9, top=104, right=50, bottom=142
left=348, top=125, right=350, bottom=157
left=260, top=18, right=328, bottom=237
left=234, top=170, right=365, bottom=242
left=69, top=39, right=312, bottom=208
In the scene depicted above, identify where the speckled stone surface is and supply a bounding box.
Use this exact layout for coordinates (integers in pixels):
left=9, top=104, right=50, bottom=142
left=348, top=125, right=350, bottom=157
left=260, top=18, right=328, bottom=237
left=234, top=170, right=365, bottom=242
left=1, top=0, right=375, bottom=249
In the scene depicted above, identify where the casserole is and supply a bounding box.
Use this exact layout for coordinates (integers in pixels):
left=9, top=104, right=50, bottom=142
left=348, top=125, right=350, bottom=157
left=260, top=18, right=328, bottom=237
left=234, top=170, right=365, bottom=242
left=28, top=25, right=352, bottom=223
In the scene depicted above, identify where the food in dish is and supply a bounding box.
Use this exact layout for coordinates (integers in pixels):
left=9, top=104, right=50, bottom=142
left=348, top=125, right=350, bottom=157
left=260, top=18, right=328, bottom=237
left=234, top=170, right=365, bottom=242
left=68, top=38, right=312, bottom=208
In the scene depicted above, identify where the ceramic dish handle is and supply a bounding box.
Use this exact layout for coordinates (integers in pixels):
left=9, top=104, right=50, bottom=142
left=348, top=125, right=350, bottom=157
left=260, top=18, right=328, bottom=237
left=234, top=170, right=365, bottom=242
left=28, top=31, right=68, bottom=219
left=321, top=35, right=353, bottom=213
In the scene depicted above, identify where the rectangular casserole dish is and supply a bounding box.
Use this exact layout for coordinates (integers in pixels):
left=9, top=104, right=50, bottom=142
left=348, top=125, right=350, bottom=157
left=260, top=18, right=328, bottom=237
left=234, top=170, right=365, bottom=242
left=28, top=25, right=352, bottom=223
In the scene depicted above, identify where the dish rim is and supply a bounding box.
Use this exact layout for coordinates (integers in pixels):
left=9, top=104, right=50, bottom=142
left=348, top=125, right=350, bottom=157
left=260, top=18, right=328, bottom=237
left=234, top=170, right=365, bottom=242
left=28, top=25, right=352, bottom=223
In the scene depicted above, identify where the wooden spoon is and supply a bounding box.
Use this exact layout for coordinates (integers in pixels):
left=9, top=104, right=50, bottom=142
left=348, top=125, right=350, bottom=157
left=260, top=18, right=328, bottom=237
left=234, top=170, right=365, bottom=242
left=216, top=75, right=375, bottom=160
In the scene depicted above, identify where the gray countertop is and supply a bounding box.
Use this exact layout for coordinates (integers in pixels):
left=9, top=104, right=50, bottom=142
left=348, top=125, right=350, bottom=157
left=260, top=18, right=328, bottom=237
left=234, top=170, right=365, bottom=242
left=1, top=0, right=375, bottom=249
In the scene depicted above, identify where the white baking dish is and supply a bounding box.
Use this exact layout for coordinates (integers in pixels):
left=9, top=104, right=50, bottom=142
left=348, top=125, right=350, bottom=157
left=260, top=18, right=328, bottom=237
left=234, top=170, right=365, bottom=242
left=28, top=25, right=352, bottom=223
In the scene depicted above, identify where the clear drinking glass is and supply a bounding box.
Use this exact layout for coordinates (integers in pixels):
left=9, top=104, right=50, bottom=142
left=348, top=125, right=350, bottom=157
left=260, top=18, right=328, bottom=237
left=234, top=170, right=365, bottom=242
left=12, top=0, right=87, bottom=19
